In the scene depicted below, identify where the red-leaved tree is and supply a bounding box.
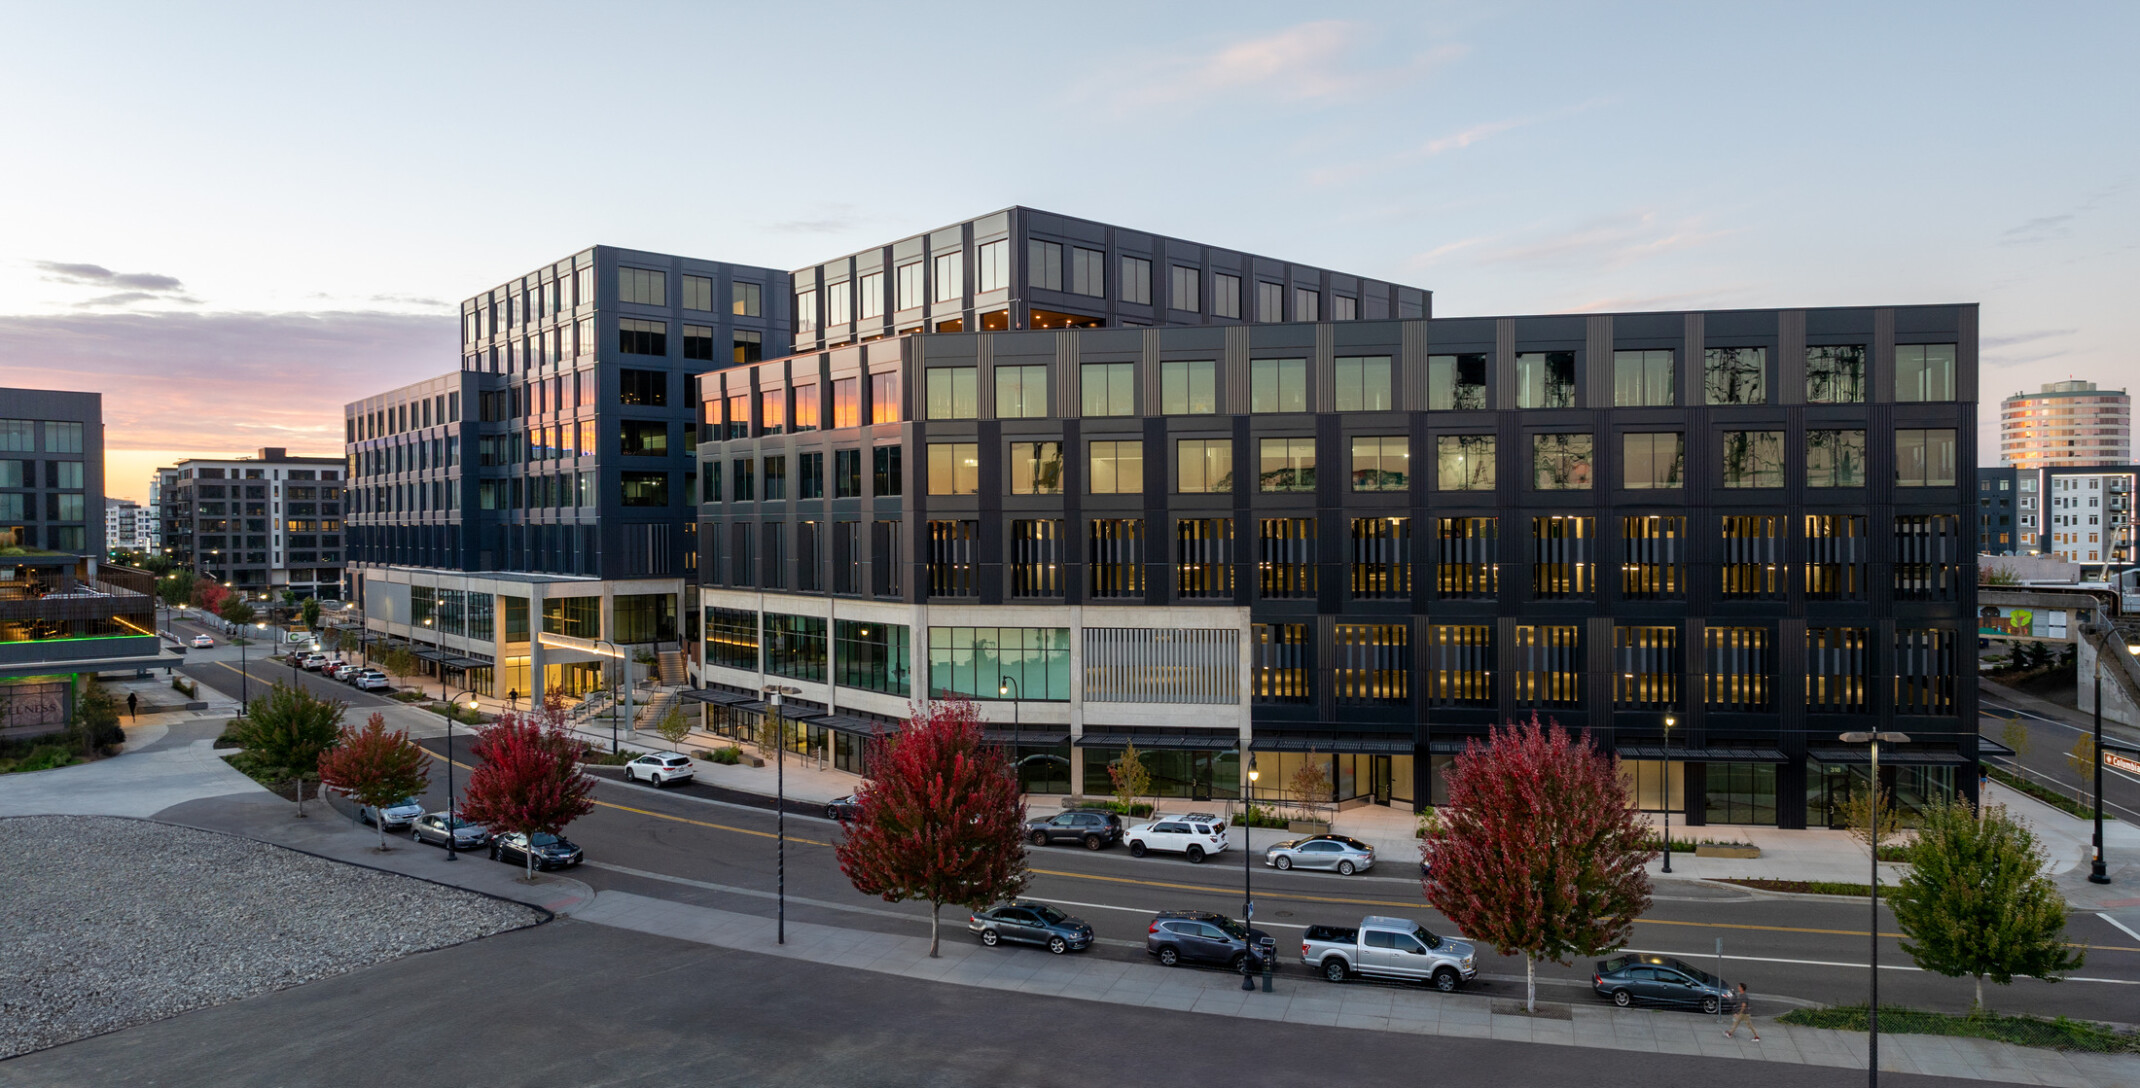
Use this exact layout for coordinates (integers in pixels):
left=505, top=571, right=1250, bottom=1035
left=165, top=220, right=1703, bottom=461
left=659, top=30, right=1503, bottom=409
left=1424, top=713, right=1653, bottom=1011
left=192, top=579, right=230, bottom=616
left=835, top=697, right=1029, bottom=956
left=458, top=712, right=597, bottom=882
left=317, top=713, right=432, bottom=852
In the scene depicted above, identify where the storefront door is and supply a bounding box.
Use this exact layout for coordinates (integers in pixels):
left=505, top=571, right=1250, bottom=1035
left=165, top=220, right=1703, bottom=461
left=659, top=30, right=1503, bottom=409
left=1370, top=756, right=1392, bottom=806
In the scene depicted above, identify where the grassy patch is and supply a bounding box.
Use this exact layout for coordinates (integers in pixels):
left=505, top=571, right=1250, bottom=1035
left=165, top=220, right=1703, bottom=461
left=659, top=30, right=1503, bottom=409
left=577, top=746, right=637, bottom=766
left=0, top=744, right=81, bottom=775
left=1716, top=877, right=1876, bottom=897
left=1988, top=764, right=2111, bottom=821
left=388, top=690, right=425, bottom=703
left=1778, top=1005, right=2140, bottom=1054
left=1643, top=835, right=1757, bottom=854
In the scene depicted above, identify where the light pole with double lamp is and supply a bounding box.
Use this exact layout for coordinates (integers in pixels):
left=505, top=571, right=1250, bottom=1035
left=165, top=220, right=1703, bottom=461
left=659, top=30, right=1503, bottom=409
left=1243, top=755, right=1260, bottom=992
left=764, top=683, right=801, bottom=944
left=1660, top=715, right=1676, bottom=873
left=1840, top=729, right=1909, bottom=1087
left=440, top=687, right=480, bottom=860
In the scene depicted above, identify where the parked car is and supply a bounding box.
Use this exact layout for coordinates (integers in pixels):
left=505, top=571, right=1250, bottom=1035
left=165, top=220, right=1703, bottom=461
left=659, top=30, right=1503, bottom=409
left=1594, top=955, right=1736, bottom=1013
left=410, top=811, right=489, bottom=850
left=624, top=752, right=695, bottom=788
left=490, top=830, right=584, bottom=870
left=339, top=667, right=373, bottom=684
left=825, top=792, right=867, bottom=821
left=315, top=657, right=346, bottom=675
left=1026, top=810, right=1123, bottom=850
left=968, top=901, right=1095, bottom=954
left=359, top=796, right=426, bottom=830
left=354, top=673, right=393, bottom=692
left=190, top=634, right=215, bottom=648
left=1265, top=834, right=1376, bottom=875
left=322, top=662, right=356, bottom=679
left=1124, top=817, right=1228, bottom=862
left=1301, top=915, right=1476, bottom=991
left=299, top=653, right=328, bottom=670
left=1145, top=910, right=1275, bottom=973
left=1154, top=810, right=1227, bottom=833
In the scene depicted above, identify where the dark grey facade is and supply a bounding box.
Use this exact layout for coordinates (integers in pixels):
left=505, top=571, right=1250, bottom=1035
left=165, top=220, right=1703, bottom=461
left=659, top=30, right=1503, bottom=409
left=1977, top=466, right=2018, bottom=553
left=692, top=306, right=1982, bottom=829
left=1, top=388, right=104, bottom=557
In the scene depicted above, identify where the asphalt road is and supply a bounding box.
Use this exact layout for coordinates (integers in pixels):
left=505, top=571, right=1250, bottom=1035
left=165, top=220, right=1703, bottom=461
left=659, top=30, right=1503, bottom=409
left=1979, top=688, right=2140, bottom=825
left=0, top=919, right=1987, bottom=1088
left=165, top=611, right=399, bottom=713
left=408, top=738, right=2140, bottom=1025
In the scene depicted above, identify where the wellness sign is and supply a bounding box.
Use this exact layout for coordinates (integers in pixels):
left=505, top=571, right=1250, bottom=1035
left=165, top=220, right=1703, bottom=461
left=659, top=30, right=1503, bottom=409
left=1977, top=606, right=2070, bottom=641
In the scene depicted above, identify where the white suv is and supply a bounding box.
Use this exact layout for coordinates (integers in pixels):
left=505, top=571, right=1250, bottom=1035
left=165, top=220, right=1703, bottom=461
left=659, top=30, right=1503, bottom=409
left=625, top=752, right=695, bottom=788
left=1125, top=818, right=1229, bottom=863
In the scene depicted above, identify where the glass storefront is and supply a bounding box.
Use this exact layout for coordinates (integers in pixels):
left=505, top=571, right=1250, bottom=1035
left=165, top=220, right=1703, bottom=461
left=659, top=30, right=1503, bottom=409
left=1807, top=762, right=1957, bottom=830
left=1619, top=759, right=1685, bottom=813
left=1079, top=747, right=1240, bottom=801
left=1704, top=762, right=1778, bottom=825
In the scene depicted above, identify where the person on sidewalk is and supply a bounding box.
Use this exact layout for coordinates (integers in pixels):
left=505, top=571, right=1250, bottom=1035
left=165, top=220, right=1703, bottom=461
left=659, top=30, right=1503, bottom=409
left=126, top=692, right=138, bottom=719
left=1724, top=983, right=1759, bottom=1042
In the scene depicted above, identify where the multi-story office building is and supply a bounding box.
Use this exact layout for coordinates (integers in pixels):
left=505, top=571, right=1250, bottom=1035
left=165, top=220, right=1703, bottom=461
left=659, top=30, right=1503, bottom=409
left=691, top=305, right=1981, bottom=830
left=105, top=497, right=148, bottom=553
left=2000, top=380, right=2130, bottom=469
left=1976, top=467, right=2019, bottom=554
left=157, top=448, right=345, bottom=600
left=2, top=389, right=103, bottom=555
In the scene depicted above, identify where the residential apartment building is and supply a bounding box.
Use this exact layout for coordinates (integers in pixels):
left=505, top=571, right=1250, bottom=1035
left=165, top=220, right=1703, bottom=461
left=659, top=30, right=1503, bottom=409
left=105, top=497, right=148, bottom=553
left=145, top=474, right=164, bottom=550
left=2000, top=379, right=2130, bottom=469
left=2036, top=467, right=2136, bottom=567
left=691, top=305, right=1980, bottom=830
left=157, top=448, right=345, bottom=600
left=1976, top=467, right=2018, bottom=554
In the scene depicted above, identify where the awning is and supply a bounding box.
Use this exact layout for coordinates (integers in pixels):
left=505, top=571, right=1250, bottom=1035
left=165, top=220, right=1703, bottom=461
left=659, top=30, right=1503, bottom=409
left=1075, top=732, right=1239, bottom=751
left=410, top=646, right=450, bottom=664
left=1976, top=734, right=2017, bottom=758
left=983, top=729, right=1071, bottom=746
left=1250, top=734, right=1414, bottom=754
left=1616, top=743, right=1788, bottom=763
left=1427, top=738, right=1483, bottom=755
left=679, top=688, right=753, bottom=706
left=816, top=714, right=901, bottom=738
left=1808, top=747, right=1972, bottom=766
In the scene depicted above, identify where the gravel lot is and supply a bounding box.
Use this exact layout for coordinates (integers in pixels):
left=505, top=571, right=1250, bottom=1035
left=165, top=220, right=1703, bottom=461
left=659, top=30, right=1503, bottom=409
left=0, top=815, right=543, bottom=1058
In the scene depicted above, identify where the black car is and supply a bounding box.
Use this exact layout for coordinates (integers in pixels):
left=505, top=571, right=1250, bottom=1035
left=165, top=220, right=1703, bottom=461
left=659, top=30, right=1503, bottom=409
left=1145, top=910, right=1276, bottom=974
left=1593, top=954, right=1737, bottom=1013
left=1025, top=810, right=1123, bottom=850
left=489, top=831, right=584, bottom=871
left=967, top=901, right=1095, bottom=954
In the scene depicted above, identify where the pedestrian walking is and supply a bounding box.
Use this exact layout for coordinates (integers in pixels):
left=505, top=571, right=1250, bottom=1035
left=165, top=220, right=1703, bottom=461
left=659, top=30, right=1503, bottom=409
left=1723, top=983, right=1759, bottom=1041
left=126, top=692, right=138, bottom=719
left=507, top=688, right=519, bottom=712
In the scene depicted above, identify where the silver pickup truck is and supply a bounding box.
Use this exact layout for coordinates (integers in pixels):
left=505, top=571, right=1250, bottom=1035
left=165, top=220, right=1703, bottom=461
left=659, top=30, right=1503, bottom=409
left=1299, top=915, right=1477, bottom=992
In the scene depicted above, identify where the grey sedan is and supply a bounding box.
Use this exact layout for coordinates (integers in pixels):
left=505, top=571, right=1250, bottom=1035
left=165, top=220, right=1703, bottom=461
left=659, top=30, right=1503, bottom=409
left=1264, top=834, right=1376, bottom=875
left=411, top=811, right=489, bottom=850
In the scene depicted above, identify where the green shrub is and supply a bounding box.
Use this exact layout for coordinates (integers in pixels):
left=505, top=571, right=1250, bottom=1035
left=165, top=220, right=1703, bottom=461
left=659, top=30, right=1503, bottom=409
left=710, top=746, right=743, bottom=765
left=1, top=745, right=79, bottom=774
left=1778, top=1005, right=2140, bottom=1053
left=171, top=676, right=196, bottom=698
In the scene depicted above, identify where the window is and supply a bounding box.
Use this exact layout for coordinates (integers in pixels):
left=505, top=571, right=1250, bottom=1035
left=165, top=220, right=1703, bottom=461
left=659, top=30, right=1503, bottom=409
left=681, top=274, right=714, bottom=312
left=926, top=520, right=979, bottom=597
left=1895, top=627, right=1958, bottom=714
left=618, top=267, right=665, bottom=306
left=832, top=378, right=860, bottom=428
left=835, top=449, right=863, bottom=498
left=870, top=371, right=900, bottom=423
left=1332, top=625, right=1407, bottom=706
left=795, top=290, right=817, bottom=331
left=1435, top=517, right=1497, bottom=599
left=1531, top=516, right=1593, bottom=599
left=676, top=321, right=714, bottom=361
left=1807, top=627, right=1873, bottom=713
left=1175, top=518, right=1233, bottom=598
left=1160, top=360, right=1216, bottom=415
left=1704, top=347, right=1766, bottom=405
left=1349, top=517, right=1410, bottom=599
left=1622, top=516, right=1684, bottom=599
left=1257, top=437, right=1315, bottom=492
left=1333, top=296, right=1357, bottom=321
left=701, top=461, right=722, bottom=503
left=927, top=367, right=977, bottom=420
left=1622, top=433, right=1684, bottom=489
left=1175, top=439, right=1233, bottom=492
left=733, top=331, right=763, bottom=365
left=825, top=281, right=852, bottom=328
left=1514, top=625, right=1582, bottom=707
left=1253, top=624, right=1312, bottom=704
left=1070, top=247, right=1105, bottom=296
left=933, top=251, right=963, bottom=302
left=1251, top=358, right=1307, bottom=413
left=973, top=240, right=1009, bottom=294
left=618, top=318, right=666, bottom=356
left=1334, top=355, right=1393, bottom=412
left=1895, top=430, right=1957, bottom=486
left=928, top=627, right=1073, bottom=701
left=1351, top=436, right=1408, bottom=491
left=1435, top=435, right=1494, bottom=490
left=1516, top=352, right=1576, bottom=409
left=835, top=621, right=910, bottom=696
left=54, top=461, right=83, bottom=489
left=1704, top=627, right=1773, bottom=712
left=1805, top=430, right=1866, bottom=487
left=799, top=452, right=825, bottom=499
left=619, top=420, right=668, bottom=457
left=995, top=365, right=1048, bottom=418
left=1614, top=625, right=1681, bottom=710
left=873, top=446, right=902, bottom=496
left=1082, top=362, right=1135, bottom=416
left=732, top=459, right=755, bottom=501
left=1721, top=431, right=1784, bottom=488
left=792, top=384, right=820, bottom=432
left=763, top=455, right=788, bottom=500
left=858, top=271, right=885, bottom=320
left=1120, top=256, right=1152, bottom=304
left=1425, top=625, right=1494, bottom=707
left=619, top=369, right=667, bottom=407
left=1088, top=440, right=1143, bottom=494
left=1088, top=518, right=1145, bottom=598
left=1894, top=515, right=1963, bottom=601
left=1213, top=273, right=1242, bottom=319
left=1806, top=345, right=1866, bottom=403
left=1169, top=266, right=1200, bottom=311
left=43, top=421, right=84, bottom=454
left=1026, top=242, right=1062, bottom=293
left=1614, top=350, right=1674, bottom=406
left=1428, top=354, right=1488, bottom=410
left=760, top=614, right=827, bottom=682
left=1294, top=288, right=1320, bottom=322
left=541, top=595, right=599, bottom=639
left=729, top=523, right=754, bottom=585
left=1009, top=441, right=1064, bottom=495
left=1895, top=344, right=1956, bottom=402
left=1010, top=519, right=1066, bottom=597
left=620, top=471, right=668, bottom=507
left=759, top=389, right=787, bottom=435
left=927, top=443, right=979, bottom=495
left=1532, top=433, right=1594, bottom=490
left=1257, top=518, right=1316, bottom=598
left=0, top=420, right=32, bottom=451
left=1719, top=515, right=1784, bottom=599
left=1256, top=282, right=1283, bottom=321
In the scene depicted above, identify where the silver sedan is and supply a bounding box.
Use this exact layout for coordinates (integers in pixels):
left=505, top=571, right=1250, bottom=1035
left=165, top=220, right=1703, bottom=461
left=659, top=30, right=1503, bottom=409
left=410, top=811, right=489, bottom=850
left=1263, top=834, right=1376, bottom=875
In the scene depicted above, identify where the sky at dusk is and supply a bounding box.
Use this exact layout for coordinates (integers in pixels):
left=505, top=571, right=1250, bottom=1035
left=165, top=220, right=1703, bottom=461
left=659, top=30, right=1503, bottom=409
left=3, top=2, right=2133, bottom=503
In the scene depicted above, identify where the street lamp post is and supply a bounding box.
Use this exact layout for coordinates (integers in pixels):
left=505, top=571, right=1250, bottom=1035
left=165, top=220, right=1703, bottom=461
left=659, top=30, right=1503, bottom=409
left=1243, top=755, right=1260, bottom=992
left=443, top=686, right=480, bottom=861
left=595, top=637, right=628, bottom=753
left=1841, top=729, right=1910, bottom=1088
left=2088, top=640, right=2132, bottom=885
left=1661, top=715, right=1676, bottom=874
left=999, top=675, right=1022, bottom=785
left=764, top=683, right=801, bottom=945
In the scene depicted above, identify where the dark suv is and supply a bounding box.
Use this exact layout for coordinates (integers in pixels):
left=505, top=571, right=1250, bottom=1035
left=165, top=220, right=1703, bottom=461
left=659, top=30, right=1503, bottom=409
left=1145, top=910, right=1276, bottom=974
left=1026, top=810, right=1123, bottom=850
